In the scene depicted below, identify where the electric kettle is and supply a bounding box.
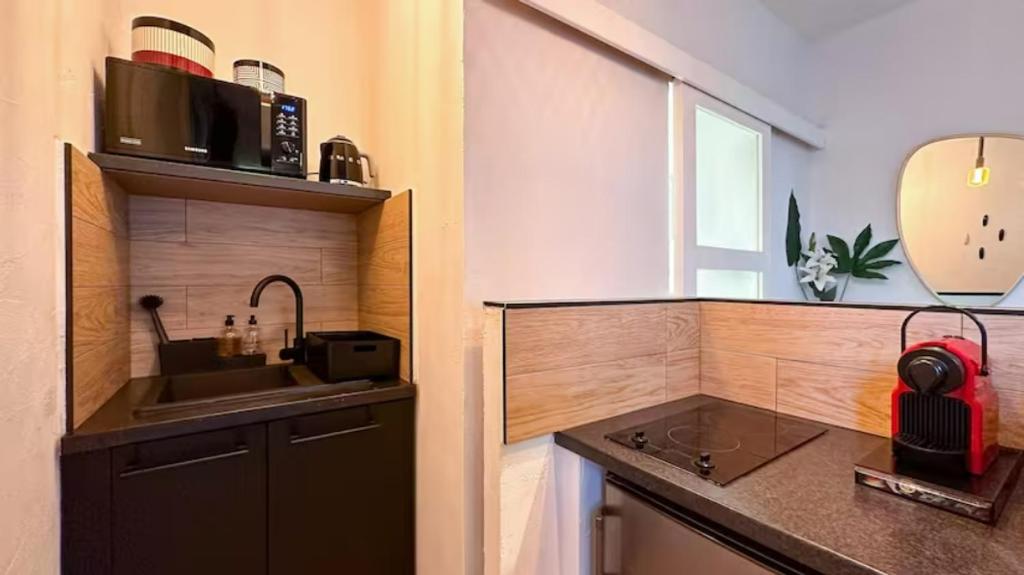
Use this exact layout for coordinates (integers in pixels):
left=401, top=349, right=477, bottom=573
left=318, top=136, right=375, bottom=186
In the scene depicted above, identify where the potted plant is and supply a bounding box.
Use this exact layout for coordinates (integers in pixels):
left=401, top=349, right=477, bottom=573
left=785, top=192, right=901, bottom=302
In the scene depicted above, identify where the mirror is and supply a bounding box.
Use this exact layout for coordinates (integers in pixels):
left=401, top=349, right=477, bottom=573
left=898, top=135, right=1024, bottom=306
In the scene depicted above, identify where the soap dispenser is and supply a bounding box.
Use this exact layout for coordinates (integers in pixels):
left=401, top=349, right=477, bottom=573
left=218, top=314, right=242, bottom=357
left=242, top=314, right=262, bottom=356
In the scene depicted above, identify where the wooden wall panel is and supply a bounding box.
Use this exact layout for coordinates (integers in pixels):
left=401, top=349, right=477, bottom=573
left=128, top=196, right=184, bottom=242
left=498, top=302, right=701, bottom=443
left=700, top=349, right=776, bottom=410
left=666, top=348, right=700, bottom=400
left=128, top=196, right=361, bottom=378
left=666, top=302, right=700, bottom=351
left=187, top=199, right=357, bottom=248
left=700, top=302, right=961, bottom=373
left=505, top=355, right=667, bottom=444
left=493, top=298, right=1024, bottom=448
left=505, top=304, right=667, bottom=376
left=357, top=192, right=412, bottom=381
left=69, top=147, right=131, bottom=428
left=776, top=360, right=892, bottom=437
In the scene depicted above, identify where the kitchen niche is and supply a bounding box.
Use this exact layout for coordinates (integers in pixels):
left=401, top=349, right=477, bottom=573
left=64, top=145, right=412, bottom=429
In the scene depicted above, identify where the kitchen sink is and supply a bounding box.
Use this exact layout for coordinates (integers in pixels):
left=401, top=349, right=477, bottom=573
left=133, top=364, right=370, bottom=416
left=157, top=365, right=300, bottom=402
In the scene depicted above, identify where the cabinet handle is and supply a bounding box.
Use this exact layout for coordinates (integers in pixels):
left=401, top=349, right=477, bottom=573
left=289, top=422, right=380, bottom=445
left=593, top=509, right=605, bottom=575
left=119, top=445, right=250, bottom=478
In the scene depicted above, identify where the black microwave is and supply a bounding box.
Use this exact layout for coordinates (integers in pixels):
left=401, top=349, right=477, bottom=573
left=103, top=57, right=307, bottom=177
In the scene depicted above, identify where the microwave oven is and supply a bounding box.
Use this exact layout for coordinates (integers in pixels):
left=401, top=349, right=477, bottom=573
left=103, top=57, right=307, bottom=177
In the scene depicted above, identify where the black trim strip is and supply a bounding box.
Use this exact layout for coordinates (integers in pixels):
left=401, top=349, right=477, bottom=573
left=484, top=296, right=1024, bottom=316
left=501, top=307, right=508, bottom=445
left=131, top=16, right=215, bottom=51
left=63, top=144, right=74, bottom=433
left=937, top=292, right=1005, bottom=296
left=407, top=189, right=414, bottom=382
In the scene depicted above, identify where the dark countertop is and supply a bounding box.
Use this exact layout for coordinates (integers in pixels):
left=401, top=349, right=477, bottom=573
left=63, top=369, right=415, bottom=455
left=555, top=395, right=1024, bottom=575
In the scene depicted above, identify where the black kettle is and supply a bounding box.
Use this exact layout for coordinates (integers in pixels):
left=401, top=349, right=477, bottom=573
left=318, top=136, right=375, bottom=186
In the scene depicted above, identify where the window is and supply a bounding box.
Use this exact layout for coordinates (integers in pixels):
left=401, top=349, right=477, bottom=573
left=695, top=107, right=763, bottom=252
left=672, top=83, right=771, bottom=298
left=696, top=269, right=763, bottom=299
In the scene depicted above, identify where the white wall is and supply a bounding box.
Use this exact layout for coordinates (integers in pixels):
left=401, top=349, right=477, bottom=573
left=596, top=0, right=811, bottom=115
left=807, top=0, right=1024, bottom=305
left=0, top=2, right=63, bottom=572
left=465, top=1, right=822, bottom=573
left=464, top=0, right=670, bottom=573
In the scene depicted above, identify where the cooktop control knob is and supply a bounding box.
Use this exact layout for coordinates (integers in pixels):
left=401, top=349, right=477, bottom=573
left=631, top=431, right=648, bottom=449
left=694, top=451, right=715, bottom=473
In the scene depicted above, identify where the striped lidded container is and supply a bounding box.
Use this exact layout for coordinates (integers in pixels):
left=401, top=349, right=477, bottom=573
left=131, top=16, right=215, bottom=77
left=233, top=60, right=285, bottom=94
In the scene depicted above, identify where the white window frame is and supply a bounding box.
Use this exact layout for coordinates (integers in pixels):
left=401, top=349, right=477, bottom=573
left=671, top=81, right=773, bottom=297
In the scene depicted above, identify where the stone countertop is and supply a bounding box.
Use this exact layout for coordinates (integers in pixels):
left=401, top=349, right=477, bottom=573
left=62, top=373, right=415, bottom=455
left=555, top=395, right=1024, bottom=575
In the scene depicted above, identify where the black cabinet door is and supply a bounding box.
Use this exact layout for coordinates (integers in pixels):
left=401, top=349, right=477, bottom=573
left=111, top=424, right=267, bottom=575
left=268, top=398, right=414, bottom=575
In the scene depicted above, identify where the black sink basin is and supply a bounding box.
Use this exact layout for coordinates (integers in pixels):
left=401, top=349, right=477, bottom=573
left=133, top=364, right=347, bottom=416
left=157, top=365, right=300, bottom=402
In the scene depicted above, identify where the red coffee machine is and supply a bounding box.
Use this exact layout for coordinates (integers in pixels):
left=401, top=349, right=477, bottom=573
left=893, top=306, right=999, bottom=476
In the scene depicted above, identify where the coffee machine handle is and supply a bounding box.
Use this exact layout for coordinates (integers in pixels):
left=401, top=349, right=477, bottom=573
left=901, top=305, right=988, bottom=375
left=360, top=153, right=376, bottom=186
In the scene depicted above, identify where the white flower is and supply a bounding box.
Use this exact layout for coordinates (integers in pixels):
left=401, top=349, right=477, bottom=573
left=799, top=247, right=838, bottom=292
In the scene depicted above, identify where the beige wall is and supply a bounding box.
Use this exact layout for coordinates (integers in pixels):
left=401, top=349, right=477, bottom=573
left=361, top=2, right=472, bottom=574
left=58, top=0, right=376, bottom=165
left=3, top=1, right=470, bottom=572
left=0, top=1, right=63, bottom=572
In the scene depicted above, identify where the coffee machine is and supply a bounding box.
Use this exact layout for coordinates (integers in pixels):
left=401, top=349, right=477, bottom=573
left=854, top=305, right=1021, bottom=524
left=892, top=306, right=999, bottom=476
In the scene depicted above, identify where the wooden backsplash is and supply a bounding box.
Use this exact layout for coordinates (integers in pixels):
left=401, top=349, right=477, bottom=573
left=68, top=147, right=131, bottom=428
left=499, top=302, right=699, bottom=443
left=491, top=299, right=1024, bottom=449
left=128, top=196, right=360, bottom=377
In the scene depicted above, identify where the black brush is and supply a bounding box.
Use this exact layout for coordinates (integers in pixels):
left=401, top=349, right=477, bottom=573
left=139, top=294, right=170, bottom=344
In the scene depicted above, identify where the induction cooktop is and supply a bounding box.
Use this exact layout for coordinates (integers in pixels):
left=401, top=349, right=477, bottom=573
left=606, top=399, right=828, bottom=485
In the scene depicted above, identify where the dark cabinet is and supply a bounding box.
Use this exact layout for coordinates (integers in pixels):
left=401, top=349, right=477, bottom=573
left=110, top=424, right=267, bottom=575
left=268, top=400, right=415, bottom=574
left=62, top=397, right=414, bottom=575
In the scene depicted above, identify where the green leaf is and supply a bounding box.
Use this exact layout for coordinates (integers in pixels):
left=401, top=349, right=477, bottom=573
left=860, top=238, right=900, bottom=263
left=785, top=192, right=802, bottom=267
left=853, top=225, right=872, bottom=260
left=852, top=269, right=889, bottom=280
left=861, top=259, right=901, bottom=270
left=827, top=235, right=852, bottom=273
left=808, top=232, right=817, bottom=252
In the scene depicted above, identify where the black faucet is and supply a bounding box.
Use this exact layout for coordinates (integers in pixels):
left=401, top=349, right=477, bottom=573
left=250, top=274, right=305, bottom=363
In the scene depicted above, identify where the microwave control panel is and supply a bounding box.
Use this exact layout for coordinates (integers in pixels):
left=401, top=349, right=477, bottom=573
left=271, top=94, right=307, bottom=177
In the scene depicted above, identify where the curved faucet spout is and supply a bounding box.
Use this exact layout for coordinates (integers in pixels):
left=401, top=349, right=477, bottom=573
left=250, top=275, right=305, bottom=363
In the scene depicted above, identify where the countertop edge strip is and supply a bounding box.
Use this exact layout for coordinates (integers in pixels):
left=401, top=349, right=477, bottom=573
left=483, top=297, right=1024, bottom=316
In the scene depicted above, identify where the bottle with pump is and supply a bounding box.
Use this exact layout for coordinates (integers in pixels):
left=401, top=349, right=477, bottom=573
left=218, top=314, right=242, bottom=357
left=242, top=314, right=262, bottom=356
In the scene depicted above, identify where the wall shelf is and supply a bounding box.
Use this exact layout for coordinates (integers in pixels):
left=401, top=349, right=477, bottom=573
left=88, top=152, right=391, bottom=214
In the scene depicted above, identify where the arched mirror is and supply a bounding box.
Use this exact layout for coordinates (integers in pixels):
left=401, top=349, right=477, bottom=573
left=899, top=135, right=1024, bottom=306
